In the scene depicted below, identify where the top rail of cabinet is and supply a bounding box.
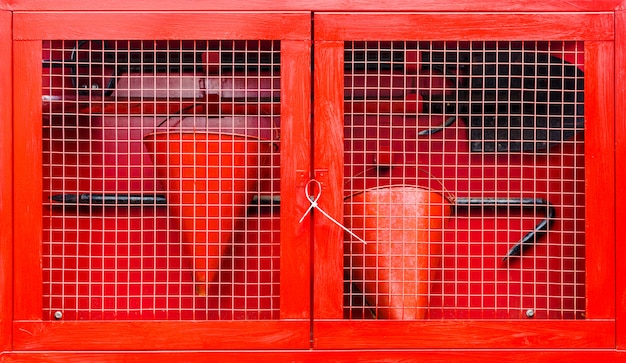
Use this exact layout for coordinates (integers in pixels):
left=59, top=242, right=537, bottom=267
left=1, top=0, right=623, bottom=13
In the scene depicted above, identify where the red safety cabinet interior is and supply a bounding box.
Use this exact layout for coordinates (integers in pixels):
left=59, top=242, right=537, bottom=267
left=1, top=1, right=625, bottom=362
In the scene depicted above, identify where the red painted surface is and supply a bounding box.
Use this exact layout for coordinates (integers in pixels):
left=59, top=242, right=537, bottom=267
left=0, top=9, right=13, bottom=354
left=2, top=0, right=622, bottom=12
left=615, top=8, right=626, bottom=351
left=4, top=4, right=623, bottom=359
left=2, top=349, right=626, bottom=363
left=13, top=40, right=44, bottom=321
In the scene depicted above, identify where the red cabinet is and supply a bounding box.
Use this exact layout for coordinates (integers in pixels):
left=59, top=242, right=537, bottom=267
left=1, top=1, right=625, bottom=361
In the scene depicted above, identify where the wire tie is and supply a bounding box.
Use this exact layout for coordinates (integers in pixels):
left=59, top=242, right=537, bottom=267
left=299, top=179, right=366, bottom=244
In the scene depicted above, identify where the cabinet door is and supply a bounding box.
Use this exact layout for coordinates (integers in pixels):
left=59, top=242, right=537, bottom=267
left=313, top=12, right=615, bottom=349
left=13, top=12, right=312, bottom=350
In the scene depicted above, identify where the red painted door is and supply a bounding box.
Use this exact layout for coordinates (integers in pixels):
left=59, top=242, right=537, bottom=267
left=13, top=12, right=313, bottom=350
left=312, top=12, right=616, bottom=349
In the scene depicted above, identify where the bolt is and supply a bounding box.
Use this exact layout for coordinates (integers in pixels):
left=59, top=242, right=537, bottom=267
left=525, top=309, right=535, bottom=318
left=54, top=311, right=63, bottom=320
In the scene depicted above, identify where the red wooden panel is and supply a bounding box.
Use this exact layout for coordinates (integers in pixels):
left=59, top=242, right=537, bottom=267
left=2, top=0, right=622, bottom=12
left=279, top=40, right=312, bottom=319
left=616, top=9, right=626, bottom=350
left=2, top=349, right=625, bottom=362
left=0, top=9, right=13, bottom=353
left=314, top=13, right=614, bottom=41
left=13, top=41, right=43, bottom=321
left=582, top=41, right=615, bottom=319
left=12, top=321, right=310, bottom=350
left=14, top=12, right=311, bottom=41
left=313, top=40, right=345, bottom=319
left=313, top=320, right=615, bottom=349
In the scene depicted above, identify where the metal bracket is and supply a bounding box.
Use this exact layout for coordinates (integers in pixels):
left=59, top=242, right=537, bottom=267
left=454, top=198, right=556, bottom=261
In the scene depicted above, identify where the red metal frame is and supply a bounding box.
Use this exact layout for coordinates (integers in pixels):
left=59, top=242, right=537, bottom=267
left=1, top=1, right=624, bottom=361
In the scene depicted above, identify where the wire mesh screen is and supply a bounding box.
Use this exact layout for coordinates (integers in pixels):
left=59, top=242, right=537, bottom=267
left=42, top=40, right=281, bottom=320
left=343, top=41, right=585, bottom=320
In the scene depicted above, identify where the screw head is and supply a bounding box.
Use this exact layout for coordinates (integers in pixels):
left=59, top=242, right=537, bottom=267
left=54, top=311, right=63, bottom=320
left=525, top=309, right=535, bottom=318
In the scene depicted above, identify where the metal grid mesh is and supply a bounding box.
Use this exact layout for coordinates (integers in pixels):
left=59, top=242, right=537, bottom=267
left=343, top=41, right=585, bottom=320
left=42, top=40, right=281, bottom=320
left=41, top=38, right=585, bottom=321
